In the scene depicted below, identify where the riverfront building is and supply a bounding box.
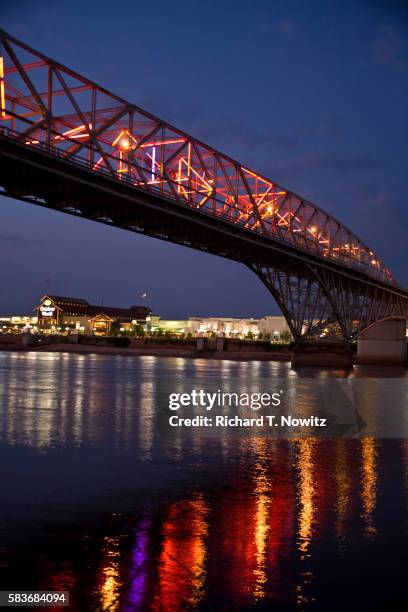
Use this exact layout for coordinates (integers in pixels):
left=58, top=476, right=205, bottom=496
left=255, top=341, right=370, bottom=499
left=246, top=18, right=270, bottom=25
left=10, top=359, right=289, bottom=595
left=35, top=294, right=151, bottom=334
left=149, top=315, right=291, bottom=340
left=0, top=294, right=291, bottom=339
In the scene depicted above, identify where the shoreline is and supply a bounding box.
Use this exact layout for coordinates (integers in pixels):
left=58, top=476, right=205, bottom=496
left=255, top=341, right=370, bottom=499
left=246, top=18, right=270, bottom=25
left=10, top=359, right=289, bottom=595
left=0, top=343, right=292, bottom=361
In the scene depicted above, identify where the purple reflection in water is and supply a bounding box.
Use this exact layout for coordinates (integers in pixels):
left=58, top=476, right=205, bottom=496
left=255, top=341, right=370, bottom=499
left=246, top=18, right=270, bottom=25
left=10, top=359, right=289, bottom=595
left=122, top=517, right=150, bottom=611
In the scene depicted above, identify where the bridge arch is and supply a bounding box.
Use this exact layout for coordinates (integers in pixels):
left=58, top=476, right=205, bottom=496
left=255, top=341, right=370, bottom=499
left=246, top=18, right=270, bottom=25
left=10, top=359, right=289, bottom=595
left=250, top=263, right=408, bottom=345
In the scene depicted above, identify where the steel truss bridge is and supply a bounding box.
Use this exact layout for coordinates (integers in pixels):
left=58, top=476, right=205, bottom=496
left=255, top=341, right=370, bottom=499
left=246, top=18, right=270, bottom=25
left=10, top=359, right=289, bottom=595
left=0, top=29, right=406, bottom=344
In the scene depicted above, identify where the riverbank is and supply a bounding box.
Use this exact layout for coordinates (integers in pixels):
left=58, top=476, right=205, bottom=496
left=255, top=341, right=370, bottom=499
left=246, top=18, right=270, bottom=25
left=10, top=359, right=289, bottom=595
left=0, top=333, right=293, bottom=361
left=14, top=343, right=292, bottom=361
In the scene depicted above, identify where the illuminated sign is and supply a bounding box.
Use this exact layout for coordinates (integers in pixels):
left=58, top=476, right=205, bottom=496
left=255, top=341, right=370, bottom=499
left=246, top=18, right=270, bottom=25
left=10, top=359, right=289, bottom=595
left=40, top=299, right=56, bottom=318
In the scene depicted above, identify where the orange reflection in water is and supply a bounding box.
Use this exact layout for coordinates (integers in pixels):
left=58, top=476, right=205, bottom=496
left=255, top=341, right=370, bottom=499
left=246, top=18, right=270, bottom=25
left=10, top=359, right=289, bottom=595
left=265, top=441, right=296, bottom=604
left=296, top=438, right=316, bottom=557
left=212, top=439, right=296, bottom=607
left=252, top=439, right=271, bottom=601
left=217, top=445, right=266, bottom=608
left=28, top=438, right=391, bottom=610
left=152, top=493, right=208, bottom=611
left=295, top=438, right=317, bottom=608
left=97, top=535, right=122, bottom=611
left=334, top=439, right=352, bottom=546
left=360, top=437, right=379, bottom=539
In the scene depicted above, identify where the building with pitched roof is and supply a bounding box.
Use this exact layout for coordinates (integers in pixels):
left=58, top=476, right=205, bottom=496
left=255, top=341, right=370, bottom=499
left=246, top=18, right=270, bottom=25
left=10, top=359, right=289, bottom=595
left=35, top=294, right=151, bottom=334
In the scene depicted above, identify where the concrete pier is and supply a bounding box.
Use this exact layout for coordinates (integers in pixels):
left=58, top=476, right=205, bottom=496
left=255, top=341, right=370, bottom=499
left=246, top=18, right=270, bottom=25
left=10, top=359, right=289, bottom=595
left=357, top=318, right=407, bottom=366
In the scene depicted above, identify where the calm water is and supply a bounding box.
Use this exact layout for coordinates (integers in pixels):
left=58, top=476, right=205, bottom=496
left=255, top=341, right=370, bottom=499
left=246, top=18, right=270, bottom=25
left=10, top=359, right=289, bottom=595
left=0, top=351, right=408, bottom=611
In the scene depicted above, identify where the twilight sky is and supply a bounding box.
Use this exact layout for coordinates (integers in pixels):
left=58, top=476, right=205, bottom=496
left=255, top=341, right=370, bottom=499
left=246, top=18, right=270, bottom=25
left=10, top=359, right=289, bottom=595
left=0, top=0, right=407, bottom=318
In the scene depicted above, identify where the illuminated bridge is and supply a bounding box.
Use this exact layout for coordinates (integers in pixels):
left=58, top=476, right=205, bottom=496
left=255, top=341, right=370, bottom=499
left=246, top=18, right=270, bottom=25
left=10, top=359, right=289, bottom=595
left=0, top=29, right=407, bottom=344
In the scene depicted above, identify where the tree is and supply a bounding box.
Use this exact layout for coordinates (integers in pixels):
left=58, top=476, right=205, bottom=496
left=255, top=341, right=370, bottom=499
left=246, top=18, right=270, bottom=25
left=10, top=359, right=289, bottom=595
left=280, top=329, right=291, bottom=344
left=132, top=323, right=145, bottom=337
left=110, top=319, right=121, bottom=336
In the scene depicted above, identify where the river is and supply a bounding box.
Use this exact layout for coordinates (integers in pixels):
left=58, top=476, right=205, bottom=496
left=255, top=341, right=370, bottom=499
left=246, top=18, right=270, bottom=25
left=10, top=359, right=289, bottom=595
left=0, top=351, right=407, bottom=610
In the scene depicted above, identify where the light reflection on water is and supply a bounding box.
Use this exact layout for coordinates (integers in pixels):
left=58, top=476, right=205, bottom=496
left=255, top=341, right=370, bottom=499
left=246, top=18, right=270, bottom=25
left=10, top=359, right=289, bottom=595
left=334, top=439, right=352, bottom=547
left=360, top=437, right=378, bottom=539
left=295, top=439, right=316, bottom=607
left=0, top=351, right=408, bottom=610
left=98, top=536, right=121, bottom=612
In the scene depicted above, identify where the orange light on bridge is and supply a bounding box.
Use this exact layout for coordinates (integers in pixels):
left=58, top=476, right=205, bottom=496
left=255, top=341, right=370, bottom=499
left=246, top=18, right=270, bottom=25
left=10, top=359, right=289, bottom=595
left=242, top=167, right=273, bottom=187
left=112, top=129, right=137, bottom=150
left=93, top=157, right=104, bottom=170
left=112, top=130, right=186, bottom=151
left=141, top=138, right=185, bottom=148
left=55, top=124, right=92, bottom=141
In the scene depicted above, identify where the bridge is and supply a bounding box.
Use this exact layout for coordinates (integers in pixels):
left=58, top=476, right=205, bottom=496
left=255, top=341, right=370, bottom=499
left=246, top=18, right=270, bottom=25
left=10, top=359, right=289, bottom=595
left=0, top=29, right=407, bottom=346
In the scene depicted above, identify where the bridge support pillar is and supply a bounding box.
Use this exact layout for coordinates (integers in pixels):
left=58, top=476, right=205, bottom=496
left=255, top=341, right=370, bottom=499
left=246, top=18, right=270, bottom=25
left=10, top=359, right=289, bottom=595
left=357, top=318, right=407, bottom=366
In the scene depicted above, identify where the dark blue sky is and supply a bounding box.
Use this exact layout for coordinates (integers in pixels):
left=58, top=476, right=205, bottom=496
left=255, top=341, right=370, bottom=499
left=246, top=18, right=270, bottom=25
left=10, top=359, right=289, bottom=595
left=1, top=0, right=407, bottom=317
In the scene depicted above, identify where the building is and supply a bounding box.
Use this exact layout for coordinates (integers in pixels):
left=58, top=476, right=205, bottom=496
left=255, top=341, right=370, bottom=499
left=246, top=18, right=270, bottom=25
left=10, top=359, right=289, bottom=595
left=0, top=315, right=38, bottom=333
left=2, top=301, right=408, bottom=340
left=0, top=295, right=293, bottom=340
left=148, top=315, right=189, bottom=335
left=150, top=315, right=292, bottom=340
left=35, top=295, right=151, bottom=334
left=258, top=316, right=292, bottom=340
left=188, top=317, right=260, bottom=338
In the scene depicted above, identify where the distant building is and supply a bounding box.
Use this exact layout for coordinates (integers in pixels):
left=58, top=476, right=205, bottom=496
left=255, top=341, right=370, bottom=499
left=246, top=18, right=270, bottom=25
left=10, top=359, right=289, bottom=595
left=150, top=315, right=292, bottom=340
left=258, top=316, right=291, bottom=340
left=188, top=317, right=260, bottom=338
left=35, top=294, right=151, bottom=334
left=148, top=316, right=189, bottom=335
left=0, top=295, right=291, bottom=339
left=0, top=315, right=38, bottom=333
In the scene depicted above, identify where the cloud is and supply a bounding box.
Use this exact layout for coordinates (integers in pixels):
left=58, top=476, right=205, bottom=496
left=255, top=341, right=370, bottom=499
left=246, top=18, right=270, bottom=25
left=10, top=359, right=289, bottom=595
left=372, top=26, right=408, bottom=71
left=277, top=20, right=296, bottom=34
